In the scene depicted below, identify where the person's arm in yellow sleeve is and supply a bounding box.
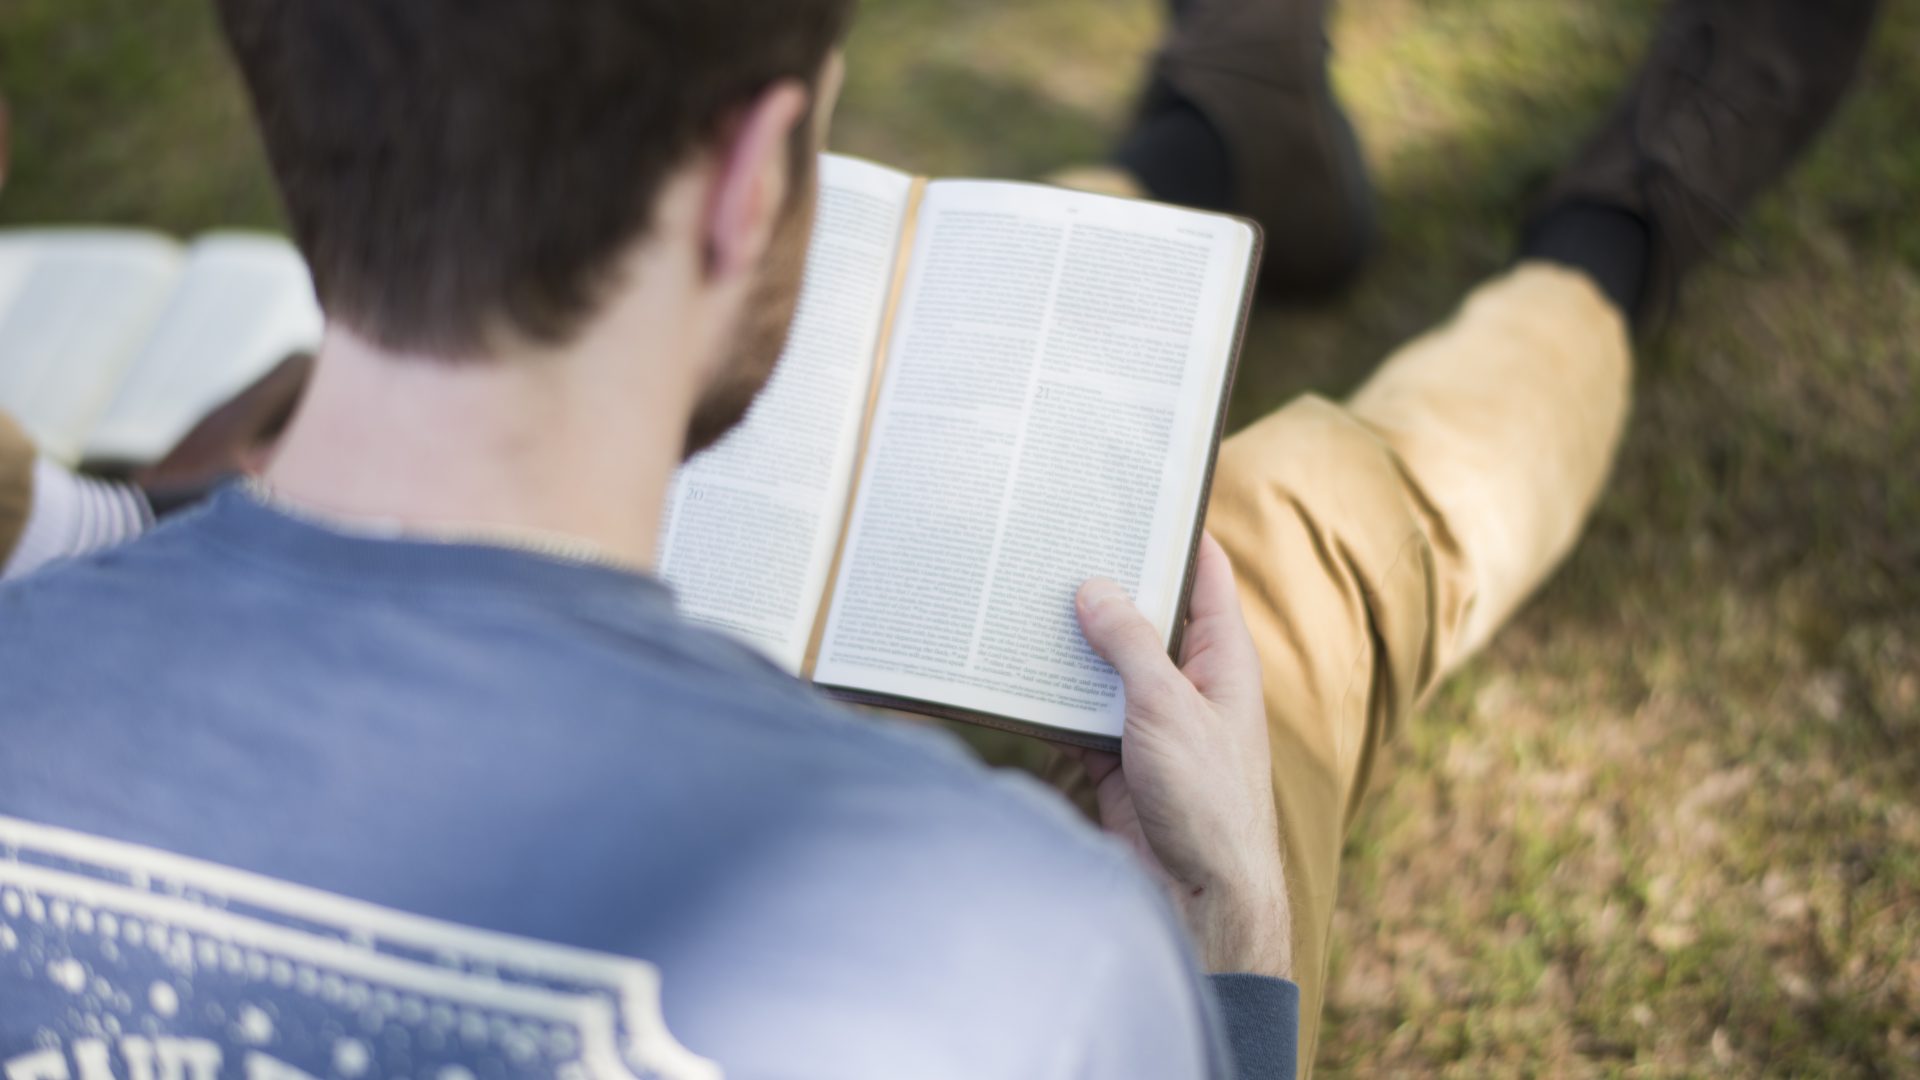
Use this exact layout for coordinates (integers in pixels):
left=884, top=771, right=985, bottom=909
left=0, top=410, right=36, bottom=570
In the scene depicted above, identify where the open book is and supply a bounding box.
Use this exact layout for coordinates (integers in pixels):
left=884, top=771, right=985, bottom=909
left=659, top=154, right=1259, bottom=747
left=0, top=230, right=322, bottom=465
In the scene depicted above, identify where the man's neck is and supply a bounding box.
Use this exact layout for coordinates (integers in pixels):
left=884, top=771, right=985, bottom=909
left=264, top=324, right=696, bottom=572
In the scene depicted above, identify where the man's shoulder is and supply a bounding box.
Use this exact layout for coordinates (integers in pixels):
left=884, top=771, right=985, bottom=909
left=0, top=521, right=1223, bottom=1077
left=0, top=495, right=1194, bottom=988
left=0, top=496, right=288, bottom=633
left=594, top=659, right=1150, bottom=906
left=597, top=703, right=1222, bottom=1078
left=0, top=497, right=1145, bottom=903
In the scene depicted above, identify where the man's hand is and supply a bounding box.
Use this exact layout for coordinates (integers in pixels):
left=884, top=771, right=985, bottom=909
left=126, top=350, right=313, bottom=512
left=1073, top=534, right=1293, bottom=979
left=136, top=350, right=313, bottom=489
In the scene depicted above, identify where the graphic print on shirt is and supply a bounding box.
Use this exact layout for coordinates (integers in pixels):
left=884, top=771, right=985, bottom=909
left=0, top=816, right=719, bottom=1080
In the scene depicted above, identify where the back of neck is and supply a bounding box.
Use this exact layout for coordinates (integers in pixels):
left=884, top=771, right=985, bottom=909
left=264, top=326, right=689, bottom=571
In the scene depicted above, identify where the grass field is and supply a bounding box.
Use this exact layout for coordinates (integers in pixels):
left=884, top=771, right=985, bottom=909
left=4, top=0, right=1916, bottom=1074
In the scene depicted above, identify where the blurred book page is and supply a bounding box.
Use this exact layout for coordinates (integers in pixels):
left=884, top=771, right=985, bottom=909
left=85, top=232, right=324, bottom=463
left=657, top=154, right=916, bottom=671
left=0, top=230, right=183, bottom=462
left=815, top=180, right=1253, bottom=738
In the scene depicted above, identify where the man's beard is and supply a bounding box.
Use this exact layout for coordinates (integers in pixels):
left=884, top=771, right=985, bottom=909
left=681, top=172, right=818, bottom=459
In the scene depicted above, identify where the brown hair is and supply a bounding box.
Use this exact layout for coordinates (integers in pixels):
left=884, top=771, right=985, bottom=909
left=216, top=0, right=854, bottom=355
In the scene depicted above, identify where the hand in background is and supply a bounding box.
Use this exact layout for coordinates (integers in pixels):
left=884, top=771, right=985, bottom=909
left=3, top=91, right=308, bottom=505
left=128, top=350, right=313, bottom=512
left=0, top=348, right=313, bottom=579
left=1074, top=533, right=1293, bottom=979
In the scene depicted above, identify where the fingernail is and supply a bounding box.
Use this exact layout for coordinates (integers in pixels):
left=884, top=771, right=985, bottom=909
left=1080, top=579, right=1123, bottom=609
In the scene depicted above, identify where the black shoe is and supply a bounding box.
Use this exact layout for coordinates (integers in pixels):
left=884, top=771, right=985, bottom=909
left=1531, top=0, right=1881, bottom=329
left=1120, top=0, right=1375, bottom=296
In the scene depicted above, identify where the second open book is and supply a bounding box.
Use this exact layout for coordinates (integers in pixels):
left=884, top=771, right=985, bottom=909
left=658, top=155, right=1260, bottom=748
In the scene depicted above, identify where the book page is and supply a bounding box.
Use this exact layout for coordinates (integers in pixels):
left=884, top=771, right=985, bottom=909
left=83, top=232, right=325, bottom=464
left=0, top=230, right=183, bottom=462
left=656, top=154, right=915, bottom=672
left=813, top=181, right=1254, bottom=738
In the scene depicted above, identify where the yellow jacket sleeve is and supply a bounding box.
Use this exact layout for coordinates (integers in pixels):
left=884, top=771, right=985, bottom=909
left=0, top=410, right=35, bottom=568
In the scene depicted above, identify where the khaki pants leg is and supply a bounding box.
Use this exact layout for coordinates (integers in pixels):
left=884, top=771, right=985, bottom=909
left=0, top=410, right=34, bottom=567
left=1206, top=262, right=1632, bottom=1073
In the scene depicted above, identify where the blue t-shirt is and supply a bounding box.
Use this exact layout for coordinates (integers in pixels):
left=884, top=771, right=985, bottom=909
left=0, top=490, right=1295, bottom=1079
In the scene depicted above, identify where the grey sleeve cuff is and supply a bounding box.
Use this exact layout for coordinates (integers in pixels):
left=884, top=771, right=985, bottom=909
left=1208, top=973, right=1301, bottom=1080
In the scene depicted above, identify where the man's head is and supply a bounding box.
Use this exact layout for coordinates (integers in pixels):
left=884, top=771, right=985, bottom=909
left=215, top=0, right=853, bottom=456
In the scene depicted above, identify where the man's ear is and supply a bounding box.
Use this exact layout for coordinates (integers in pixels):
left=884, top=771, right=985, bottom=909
left=704, top=80, right=811, bottom=281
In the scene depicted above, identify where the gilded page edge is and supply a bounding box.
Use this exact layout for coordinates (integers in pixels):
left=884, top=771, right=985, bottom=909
left=798, top=174, right=930, bottom=678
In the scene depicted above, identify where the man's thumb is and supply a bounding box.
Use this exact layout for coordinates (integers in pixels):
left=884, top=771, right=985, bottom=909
left=1076, top=578, right=1174, bottom=680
